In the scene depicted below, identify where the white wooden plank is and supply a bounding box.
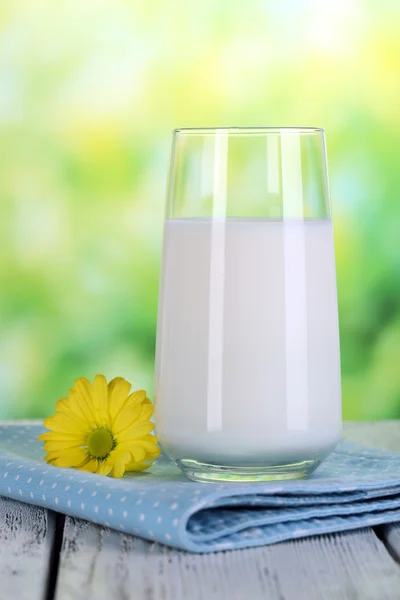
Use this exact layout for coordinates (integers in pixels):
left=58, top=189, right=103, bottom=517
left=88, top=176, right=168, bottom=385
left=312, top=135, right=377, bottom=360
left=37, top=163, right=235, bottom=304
left=382, top=524, right=400, bottom=564
left=55, top=519, right=400, bottom=600
left=0, top=496, right=56, bottom=600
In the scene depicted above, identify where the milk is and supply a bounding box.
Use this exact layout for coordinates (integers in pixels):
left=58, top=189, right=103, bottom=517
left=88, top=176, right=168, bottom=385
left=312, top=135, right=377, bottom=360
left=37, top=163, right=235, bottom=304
left=155, top=218, right=341, bottom=467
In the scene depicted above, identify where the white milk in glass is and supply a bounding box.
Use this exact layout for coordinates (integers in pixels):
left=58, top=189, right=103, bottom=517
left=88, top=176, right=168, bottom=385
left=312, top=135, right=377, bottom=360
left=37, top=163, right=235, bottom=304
left=155, top=218, right=341, bottom=466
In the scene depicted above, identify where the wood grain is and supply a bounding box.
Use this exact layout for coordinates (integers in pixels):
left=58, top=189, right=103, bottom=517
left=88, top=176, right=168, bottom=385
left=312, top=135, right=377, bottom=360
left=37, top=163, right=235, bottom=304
left=382, top=524, right=400, bottom=564
left=55, top=520, right=400, bottom=600
left=0, top=497, right=55, bottom=600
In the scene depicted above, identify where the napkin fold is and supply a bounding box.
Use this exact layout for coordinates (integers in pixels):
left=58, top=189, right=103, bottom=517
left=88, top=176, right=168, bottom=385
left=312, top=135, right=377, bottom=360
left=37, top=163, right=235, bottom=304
left=1, top=424, right=399, bottom=553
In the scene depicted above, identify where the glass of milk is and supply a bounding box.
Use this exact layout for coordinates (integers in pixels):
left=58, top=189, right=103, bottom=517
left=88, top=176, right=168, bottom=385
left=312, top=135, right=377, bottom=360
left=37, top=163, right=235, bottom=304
left=155, top=127, right=342, bottom=482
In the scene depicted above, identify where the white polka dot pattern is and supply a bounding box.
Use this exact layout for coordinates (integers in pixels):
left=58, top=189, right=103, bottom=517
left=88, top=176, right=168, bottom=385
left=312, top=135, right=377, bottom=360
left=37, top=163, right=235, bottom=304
left=0, top=425, right=400, bottom=553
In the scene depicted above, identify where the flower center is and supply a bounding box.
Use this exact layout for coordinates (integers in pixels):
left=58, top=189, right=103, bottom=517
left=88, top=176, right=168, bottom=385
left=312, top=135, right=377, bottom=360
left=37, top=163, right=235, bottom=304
left=86, top=428, right=115, bottom=459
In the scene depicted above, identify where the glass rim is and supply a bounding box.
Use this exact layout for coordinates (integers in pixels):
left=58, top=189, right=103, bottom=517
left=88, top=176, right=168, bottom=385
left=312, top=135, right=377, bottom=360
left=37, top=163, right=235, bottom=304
left=173, top=126, right=324, bottom=135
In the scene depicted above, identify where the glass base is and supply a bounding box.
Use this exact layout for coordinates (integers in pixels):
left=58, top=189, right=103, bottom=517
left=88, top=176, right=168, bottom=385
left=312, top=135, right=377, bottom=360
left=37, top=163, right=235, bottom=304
left=176, top=457, right=320, bottom=483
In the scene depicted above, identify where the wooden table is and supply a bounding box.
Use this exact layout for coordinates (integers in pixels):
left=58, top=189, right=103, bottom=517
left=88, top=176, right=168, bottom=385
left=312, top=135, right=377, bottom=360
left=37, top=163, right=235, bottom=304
left=1, top=421, right=400, bottom=600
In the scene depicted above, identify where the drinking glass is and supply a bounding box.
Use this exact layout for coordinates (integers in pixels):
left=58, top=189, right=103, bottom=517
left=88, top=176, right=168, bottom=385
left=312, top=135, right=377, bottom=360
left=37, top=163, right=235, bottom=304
left=154, top=127, right=342, bottom=482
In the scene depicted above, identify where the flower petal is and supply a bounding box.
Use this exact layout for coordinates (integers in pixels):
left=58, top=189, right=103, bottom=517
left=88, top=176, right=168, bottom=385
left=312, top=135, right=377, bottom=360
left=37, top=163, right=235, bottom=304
left=57, top=448, right=88, bottom=465
left=55, top=398, right=69, bottom=411
left=127, top=446, right=146, bottom=463
left=54, top=408, right=91, bottom=432
left=125, top=460, right=155, bottom=472
left=93, top=374, right=109, bottom=421
left=111, top=390, right=146, bottom=431
left=38, top=432, right=80, bottom=442
left=73, top=378, right=100, bottom=424
left=55, top=395, right=91, bottom=429
left=44, top=413, right=88, bottom=436
left=116, top=420, right=154, bottom=442
left=80, top=458, right=99, bottom=473
left=65, top=390, right=95, bottom=427
left=139, top=402, right=154, bottom=422
left=109, top=450, right=131, bottom=479
left=118, top=434, right=159, bottom=455
left=108, top=377, right=129, bottom=395
left=45, top=447, right=89, bottom=467
left=140, top=443, right=161, bottom=461
left=135, top=434, right=160, bottom=453
left=97, top=461, right=113, bottom=476
left=43, top=440, right=82, bottom=452
left=112, top=403, right=143, bottom=436
left=108, top=378, right=132, bottom=420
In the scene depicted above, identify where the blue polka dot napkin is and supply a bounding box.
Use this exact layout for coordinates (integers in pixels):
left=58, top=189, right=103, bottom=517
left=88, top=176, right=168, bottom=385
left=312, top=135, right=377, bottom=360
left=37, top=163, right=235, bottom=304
left=1, top=424, right=400, bottom=553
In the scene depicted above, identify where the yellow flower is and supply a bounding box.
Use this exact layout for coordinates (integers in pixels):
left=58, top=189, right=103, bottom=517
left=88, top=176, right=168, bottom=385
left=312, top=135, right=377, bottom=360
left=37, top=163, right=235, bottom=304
left=38, top=375, right=160, bottom=478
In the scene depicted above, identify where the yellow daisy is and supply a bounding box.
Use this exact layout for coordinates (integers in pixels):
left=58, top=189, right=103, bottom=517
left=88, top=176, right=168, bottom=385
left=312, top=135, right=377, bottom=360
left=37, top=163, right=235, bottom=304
left=38, top=375, right=160, bottom=478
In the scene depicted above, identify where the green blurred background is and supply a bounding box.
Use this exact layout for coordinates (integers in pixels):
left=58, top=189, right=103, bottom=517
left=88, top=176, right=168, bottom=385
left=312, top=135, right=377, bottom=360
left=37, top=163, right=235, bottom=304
left=0, top=0, right=399, bottom=420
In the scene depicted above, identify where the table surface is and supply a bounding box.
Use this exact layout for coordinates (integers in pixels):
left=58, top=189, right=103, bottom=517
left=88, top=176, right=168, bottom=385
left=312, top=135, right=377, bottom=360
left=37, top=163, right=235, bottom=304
left=1, top=421, right=400, bottom=600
